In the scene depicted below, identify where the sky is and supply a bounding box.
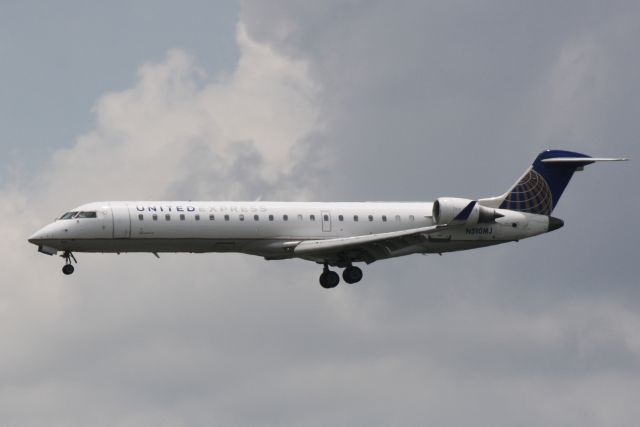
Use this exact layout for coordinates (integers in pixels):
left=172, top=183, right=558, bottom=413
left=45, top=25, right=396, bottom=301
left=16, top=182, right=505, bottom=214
left=1, top=1, right=639, bottom=426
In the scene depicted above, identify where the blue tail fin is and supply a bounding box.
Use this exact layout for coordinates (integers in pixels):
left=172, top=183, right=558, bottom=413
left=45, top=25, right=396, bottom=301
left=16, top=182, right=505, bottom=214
left=479, top=149, right=603, bottom=216
left=499, top=150, right=592, bottom=215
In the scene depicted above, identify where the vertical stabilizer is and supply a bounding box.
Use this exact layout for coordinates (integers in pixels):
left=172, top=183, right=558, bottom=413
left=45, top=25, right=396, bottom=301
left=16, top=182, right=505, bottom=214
left=478, top=150, right=628, bottom=215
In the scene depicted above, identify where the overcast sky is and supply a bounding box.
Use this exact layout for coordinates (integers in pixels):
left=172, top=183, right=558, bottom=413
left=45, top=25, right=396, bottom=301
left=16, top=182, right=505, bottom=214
left=1, top=1, right=639, bottom=426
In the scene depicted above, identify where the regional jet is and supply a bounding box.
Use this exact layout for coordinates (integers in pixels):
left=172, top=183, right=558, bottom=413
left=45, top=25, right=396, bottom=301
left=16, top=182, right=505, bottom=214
left=28, top=150, right=627, bottom=288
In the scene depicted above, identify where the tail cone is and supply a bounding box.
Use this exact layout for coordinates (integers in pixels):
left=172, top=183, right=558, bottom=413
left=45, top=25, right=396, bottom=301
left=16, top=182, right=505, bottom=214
left=548, top=216, right=564, bottom=232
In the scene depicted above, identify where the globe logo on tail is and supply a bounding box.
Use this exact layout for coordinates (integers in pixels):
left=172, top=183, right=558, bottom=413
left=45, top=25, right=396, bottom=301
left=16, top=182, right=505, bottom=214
left=500, top=169, right=553, bottom=215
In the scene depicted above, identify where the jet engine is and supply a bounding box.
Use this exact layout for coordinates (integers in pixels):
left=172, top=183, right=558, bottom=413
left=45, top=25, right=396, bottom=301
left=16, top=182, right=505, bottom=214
left=432, top=197, right=503, bottom=225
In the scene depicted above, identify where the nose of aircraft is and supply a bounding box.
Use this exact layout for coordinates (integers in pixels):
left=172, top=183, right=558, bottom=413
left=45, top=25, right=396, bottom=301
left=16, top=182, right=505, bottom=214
left=548, top=216, right=564, bottom=232
left=28, top=222, right=59, bottom=245
left=28, top=228, right=46, bottom=245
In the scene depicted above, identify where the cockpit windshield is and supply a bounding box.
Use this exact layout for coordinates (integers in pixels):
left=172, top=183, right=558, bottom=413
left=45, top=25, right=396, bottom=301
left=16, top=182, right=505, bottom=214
left=59, top=211, right=97, bottom=220
left=60, top=211, right=78, bottom=220
left=77, top=211, right=97, bottom=218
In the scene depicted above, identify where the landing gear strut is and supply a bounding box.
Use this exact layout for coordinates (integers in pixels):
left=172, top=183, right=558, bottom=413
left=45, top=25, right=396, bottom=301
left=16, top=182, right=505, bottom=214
left=342, top=265, right=363, bottom=284
left=319, top=264, right=340, bottom=289
left=61, top=251, right=77, bottom=275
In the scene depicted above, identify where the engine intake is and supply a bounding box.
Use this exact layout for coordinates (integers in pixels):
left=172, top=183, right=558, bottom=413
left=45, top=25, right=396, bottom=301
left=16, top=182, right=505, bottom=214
left=433, top=197, right=503, bottom=225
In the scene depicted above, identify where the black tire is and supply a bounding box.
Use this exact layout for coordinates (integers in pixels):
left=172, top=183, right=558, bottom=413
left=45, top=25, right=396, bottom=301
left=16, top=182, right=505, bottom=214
left=319, top=271, right=340, bottom=288
left=62, top=264, right=74, bottom=275
left=343, top=266, right=363, bottom=284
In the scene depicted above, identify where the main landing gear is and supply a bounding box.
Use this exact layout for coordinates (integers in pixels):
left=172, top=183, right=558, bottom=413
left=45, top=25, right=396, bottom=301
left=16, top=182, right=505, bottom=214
left=61, top=251, right=77, bottom=275
left=319, top=263, right=363, bottom=289
left=342, top=265, right=363, bottom=284
left=319, top=265, right=340, bottom=289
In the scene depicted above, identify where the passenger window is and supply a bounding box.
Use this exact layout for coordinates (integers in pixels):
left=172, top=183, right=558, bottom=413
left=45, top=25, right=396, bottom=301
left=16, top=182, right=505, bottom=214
left=180, top=214, right=185, bottom=221
left=209, top=214, right=215, bottom=220
left=368, top=215, right=374, bottom=221
left=409, top=215, right=415, bottom=221
left=354, top=215, right=359, bottom=222
left=224, top=214, right=230, bottom=221
left=195, top=214, right=200, bottom=221
left=310, top=215, right=316, bottom=221
left=297, top=214, right=303, bottom=221
left=283, top=215, right=288, bottom=221
left=395, top=215, right=401, bottom=222
left=269, top=214, right=274, bottom=221
left=382, top=215, right=387, bottom=222
left=338, top=215, right=344, bottom=221
left=152, top=214, right=158, bottom=221
left=324, top=214, right=329, bottom=221
left=165, top=214, right=171, bottom=221
left=254, top=215, right=259, bottom=221
left=239, top=214, right=245, bottom=221
left=138, top=214, right=144, bottom=221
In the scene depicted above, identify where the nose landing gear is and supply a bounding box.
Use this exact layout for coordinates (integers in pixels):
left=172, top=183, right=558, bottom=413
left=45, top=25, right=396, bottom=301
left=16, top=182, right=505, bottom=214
left=60, top=251, right=77, bottom=275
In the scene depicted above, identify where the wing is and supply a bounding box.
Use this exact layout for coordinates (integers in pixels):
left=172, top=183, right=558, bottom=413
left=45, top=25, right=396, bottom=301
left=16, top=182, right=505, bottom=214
left=287, top=224, right=452, bottom=265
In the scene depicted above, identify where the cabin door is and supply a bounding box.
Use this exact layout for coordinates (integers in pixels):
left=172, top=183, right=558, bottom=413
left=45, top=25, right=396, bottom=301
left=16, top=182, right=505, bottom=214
left=111, top=205, right=131, bottom=239
left=321, top=211, right=331, bottom=232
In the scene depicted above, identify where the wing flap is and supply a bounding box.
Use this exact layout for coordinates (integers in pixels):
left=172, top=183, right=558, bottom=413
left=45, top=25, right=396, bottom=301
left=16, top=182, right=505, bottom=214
left=293, top=224, right=449, bottom=258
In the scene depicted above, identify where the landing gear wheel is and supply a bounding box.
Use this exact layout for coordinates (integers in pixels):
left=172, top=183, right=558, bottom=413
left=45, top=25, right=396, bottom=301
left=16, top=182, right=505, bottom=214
left=60, top=250, right=77, bottom=275
left=319, top=270, right=340, bottom=289
left=343, top=266, right=363, bottom=284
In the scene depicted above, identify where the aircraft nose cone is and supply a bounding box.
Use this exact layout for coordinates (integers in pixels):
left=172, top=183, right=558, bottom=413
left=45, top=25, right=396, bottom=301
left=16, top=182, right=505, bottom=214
left=548, top=216, right=564, bottom=232
left=28, top=226, right=50, bottom=245
left=28, top=230, right=44, bottom=245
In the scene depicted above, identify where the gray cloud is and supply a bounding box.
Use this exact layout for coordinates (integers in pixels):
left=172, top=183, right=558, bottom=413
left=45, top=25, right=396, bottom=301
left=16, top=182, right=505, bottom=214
left=241, top=1, right=640, bottom=425
left=1, top=1, right=639, bottom=426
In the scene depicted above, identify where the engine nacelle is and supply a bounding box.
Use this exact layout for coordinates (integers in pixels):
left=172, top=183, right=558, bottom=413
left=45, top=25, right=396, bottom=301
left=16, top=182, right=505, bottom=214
left=432, top=197, right=502, bottom=225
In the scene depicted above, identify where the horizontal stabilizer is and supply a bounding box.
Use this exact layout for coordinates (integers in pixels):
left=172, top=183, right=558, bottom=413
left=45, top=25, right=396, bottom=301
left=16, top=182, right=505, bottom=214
left=541, top=157, right=629, bottom=164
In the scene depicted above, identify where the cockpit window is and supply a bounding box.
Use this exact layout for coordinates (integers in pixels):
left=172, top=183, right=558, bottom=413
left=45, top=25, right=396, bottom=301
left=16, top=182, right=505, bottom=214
left=77, top=211, right=97, bottom=218
left=60, top=211, right=78, bottom=220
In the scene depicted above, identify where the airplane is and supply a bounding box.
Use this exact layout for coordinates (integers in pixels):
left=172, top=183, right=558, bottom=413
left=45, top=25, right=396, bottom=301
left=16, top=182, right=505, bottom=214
left=28, top=150, right=627, bottom=288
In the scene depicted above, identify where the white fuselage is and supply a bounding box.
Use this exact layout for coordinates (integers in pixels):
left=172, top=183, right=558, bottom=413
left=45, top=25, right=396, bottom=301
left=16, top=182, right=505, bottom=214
left=27, top=149, right=623, bottom=283
left=29, top=201, right=551, bottom=264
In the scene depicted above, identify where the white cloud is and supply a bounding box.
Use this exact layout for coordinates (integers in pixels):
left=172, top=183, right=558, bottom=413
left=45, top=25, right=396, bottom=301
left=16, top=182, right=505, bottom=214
left=1, top=3, right=639, bottom=426
left=0, top=21, right=326, bottom=426
left=36, top=24, right=320, bottom=212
